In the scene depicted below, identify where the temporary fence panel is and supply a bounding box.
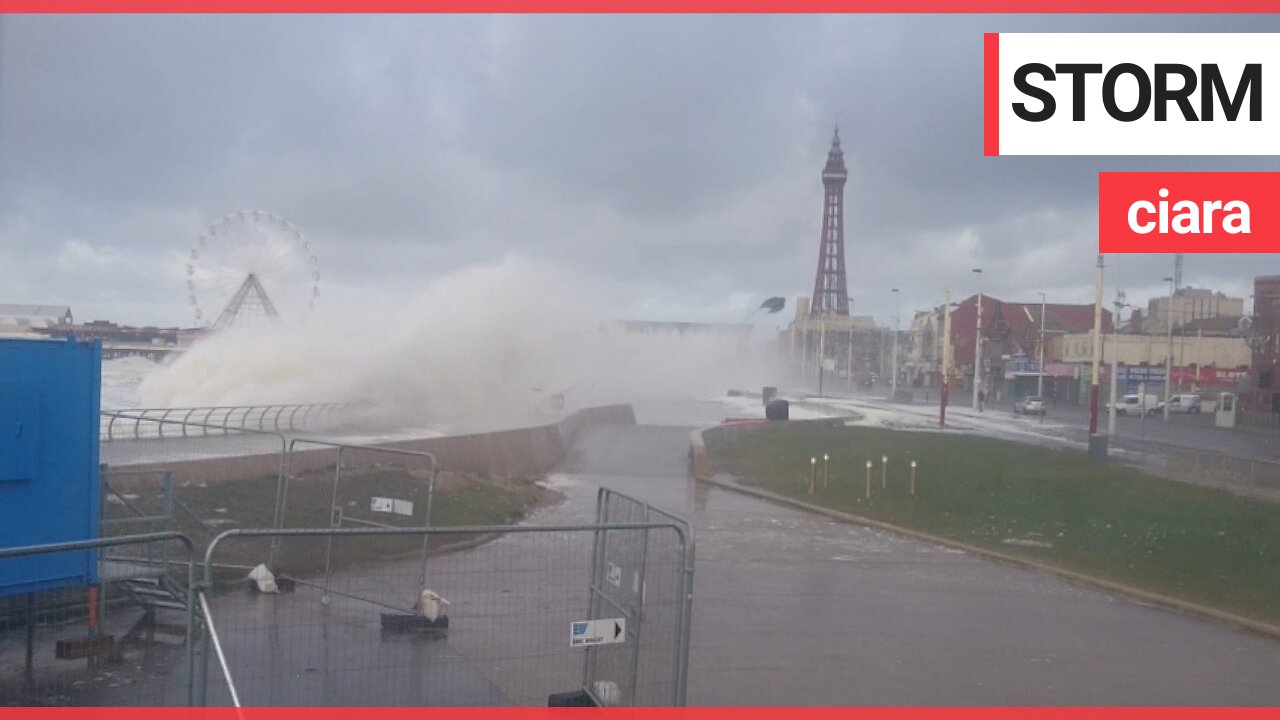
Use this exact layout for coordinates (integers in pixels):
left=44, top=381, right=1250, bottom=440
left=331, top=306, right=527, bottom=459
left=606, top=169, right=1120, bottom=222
left=0, top=533, right=198, bottom=707
left=197, top=520, right=691, bottom=707
left=270, top=440, right=439, bottom=591
left=591, top=488, right=694, bottom=707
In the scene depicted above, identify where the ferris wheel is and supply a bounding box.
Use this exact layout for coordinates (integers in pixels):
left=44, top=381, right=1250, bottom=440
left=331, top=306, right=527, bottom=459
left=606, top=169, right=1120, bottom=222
left=186, top=211, right=319, bottom=330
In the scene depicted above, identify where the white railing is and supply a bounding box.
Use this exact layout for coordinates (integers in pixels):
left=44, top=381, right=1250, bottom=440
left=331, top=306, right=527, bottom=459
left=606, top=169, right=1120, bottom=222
left=100, top=404, right=345, bottom=441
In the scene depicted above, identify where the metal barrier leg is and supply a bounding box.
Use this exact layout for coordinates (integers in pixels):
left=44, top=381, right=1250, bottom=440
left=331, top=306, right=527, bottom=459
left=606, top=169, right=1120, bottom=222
left=627, top=524, right=651, bottom=704
left=24, top=592, right=36, bottom=694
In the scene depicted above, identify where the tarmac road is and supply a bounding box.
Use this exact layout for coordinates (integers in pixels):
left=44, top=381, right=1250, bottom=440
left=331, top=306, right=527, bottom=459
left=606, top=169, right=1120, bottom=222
left=803, top=385, right=1280, bottom=463
left=555, top=412, right=1280, bottom=705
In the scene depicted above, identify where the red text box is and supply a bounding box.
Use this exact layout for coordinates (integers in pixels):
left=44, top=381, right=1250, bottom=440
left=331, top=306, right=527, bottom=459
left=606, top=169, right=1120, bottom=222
left=1100, top=172, right=1280, bottom=253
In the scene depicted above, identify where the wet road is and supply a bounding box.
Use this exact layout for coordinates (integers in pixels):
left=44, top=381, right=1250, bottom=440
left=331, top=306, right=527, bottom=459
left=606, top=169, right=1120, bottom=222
left=552, top=415, right=1280, bottom=705
left=792, top=386, right=1280, bottom=463
left=75, top=400, right=1280, bottom=705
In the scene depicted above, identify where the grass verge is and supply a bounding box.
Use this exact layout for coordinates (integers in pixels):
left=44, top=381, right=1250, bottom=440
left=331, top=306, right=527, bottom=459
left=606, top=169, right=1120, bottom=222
left=108, top=468, right=556, bottom=581
left=706, top=422, right=1280, bottom=625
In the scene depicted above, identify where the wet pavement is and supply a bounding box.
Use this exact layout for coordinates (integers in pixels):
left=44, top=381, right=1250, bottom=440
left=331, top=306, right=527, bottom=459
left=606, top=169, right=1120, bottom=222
left=38, top=399, right=1280, bottom=705
left=548, top=413, right=1280, bottom=705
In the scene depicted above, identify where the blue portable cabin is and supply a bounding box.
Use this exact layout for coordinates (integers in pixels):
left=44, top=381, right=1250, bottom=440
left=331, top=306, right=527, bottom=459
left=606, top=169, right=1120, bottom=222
left=0, top=335, right=102, bottom=597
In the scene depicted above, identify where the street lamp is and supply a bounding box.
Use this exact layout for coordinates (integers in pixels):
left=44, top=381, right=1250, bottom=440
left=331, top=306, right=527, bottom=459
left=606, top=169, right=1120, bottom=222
left=847, top=296, right=855, bottom=389
left=972, top=268, right=983, bottom=411
left=891, top=288, right=900, bottom=400
left=1163, top=275, right=1175, bottom=421
left=1109, top=293, right=1129, bottom=437
left=1037, top=292, right=1046, bottom=398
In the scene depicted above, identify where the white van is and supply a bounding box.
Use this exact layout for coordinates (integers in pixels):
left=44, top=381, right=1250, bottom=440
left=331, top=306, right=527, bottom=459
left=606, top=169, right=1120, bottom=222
left=1158, top=394, right=1203, bottom=414
left=1106, top=393, right=1160, bottom=416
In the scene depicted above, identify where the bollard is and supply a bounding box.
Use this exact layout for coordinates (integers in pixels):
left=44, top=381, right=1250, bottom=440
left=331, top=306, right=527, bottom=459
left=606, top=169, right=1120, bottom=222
left=865, top=460, right=872, bottom=500
left=822, top=454, right=830, bottom=488
left=881, top=455, right=888, bottom=489
left=910, top=460, right=917, bottom=496
left=809, top=457, right=817, bottom=495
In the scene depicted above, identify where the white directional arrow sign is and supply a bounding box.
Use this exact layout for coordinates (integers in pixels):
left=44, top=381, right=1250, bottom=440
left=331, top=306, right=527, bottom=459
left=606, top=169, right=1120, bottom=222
left=569, top=618, right=626, bottom=648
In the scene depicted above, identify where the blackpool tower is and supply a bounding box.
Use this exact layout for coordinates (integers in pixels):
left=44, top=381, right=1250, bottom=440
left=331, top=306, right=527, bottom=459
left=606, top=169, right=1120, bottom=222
left=810, top=127, right=849, bottom=316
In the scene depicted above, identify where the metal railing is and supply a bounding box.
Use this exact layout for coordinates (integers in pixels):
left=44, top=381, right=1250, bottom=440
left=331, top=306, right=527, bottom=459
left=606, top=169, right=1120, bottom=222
left=194, top=516, right=694, bottom=707
left=1164, top=448, right=1280, bottom=500
left=282, top=439, right=439, bottom=600
left=196, top=592, right=240, bottom=708
left=101, top=404, right=344, bottom=441
left=100, top=469, right=176, bottom=574
left=0, top=532, right=198, bottom=707
left=3, top=505, right=696, bottom=706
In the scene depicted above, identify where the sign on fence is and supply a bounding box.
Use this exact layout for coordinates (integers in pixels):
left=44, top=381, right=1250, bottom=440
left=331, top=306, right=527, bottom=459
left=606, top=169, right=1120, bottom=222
left=571, top=618, right=627, bottom=648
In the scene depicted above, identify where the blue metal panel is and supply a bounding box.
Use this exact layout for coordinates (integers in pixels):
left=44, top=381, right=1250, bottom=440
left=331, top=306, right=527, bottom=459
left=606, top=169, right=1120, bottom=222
left=0, top=336, right=102, bottom=597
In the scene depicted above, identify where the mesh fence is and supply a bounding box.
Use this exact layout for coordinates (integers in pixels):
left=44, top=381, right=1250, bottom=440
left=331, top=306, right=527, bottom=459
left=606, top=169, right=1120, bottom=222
left=0, top=533, right=198, bottom=707
left=1164, top=449, right=1280, bottom=500
left=198, top=522, right=689, bottom=707
left=593, top=489, right=694, bottom=707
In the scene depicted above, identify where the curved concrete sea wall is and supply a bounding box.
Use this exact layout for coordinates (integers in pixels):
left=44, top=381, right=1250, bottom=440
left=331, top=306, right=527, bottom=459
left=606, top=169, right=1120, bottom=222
left=111, top=404, right=637, bottom=486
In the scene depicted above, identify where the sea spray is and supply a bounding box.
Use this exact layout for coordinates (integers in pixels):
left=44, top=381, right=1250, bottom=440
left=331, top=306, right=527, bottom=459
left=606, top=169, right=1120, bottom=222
left=139, top=257, right=778, bottom=428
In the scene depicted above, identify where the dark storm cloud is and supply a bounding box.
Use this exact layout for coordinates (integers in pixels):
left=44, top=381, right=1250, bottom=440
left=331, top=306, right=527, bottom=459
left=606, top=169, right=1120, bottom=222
left=2, top=14, right=1278, bottom=328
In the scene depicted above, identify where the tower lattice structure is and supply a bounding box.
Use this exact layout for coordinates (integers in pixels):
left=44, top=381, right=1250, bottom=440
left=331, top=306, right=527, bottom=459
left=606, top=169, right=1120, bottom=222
left=810, top=127, right=849, bottom=317
left=211, top=273, right=280, bottom=331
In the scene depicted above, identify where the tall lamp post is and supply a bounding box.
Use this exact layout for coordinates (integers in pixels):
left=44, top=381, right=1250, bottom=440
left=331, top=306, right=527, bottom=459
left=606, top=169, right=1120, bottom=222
left=1163, top=275, right=1175, bottom=421
left=1037, top=292, right=1047, bottom=398
left=891, top=288, right=900, bottom=400
left=846, top=296, right=855, bottom=389
left=940, top=291, right=952, bottom=427
left=1109, top=294, right=1129, bottom=437
left=1087, top=254, right=1106, bottom=463
left=972, top=268, right=983, bottom=411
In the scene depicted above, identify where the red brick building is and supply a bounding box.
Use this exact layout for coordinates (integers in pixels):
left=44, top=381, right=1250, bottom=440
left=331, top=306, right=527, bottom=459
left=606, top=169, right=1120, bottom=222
left=946, top=294, right=1110, bottom=403
left=1249, top=275, right=1280, bottom=415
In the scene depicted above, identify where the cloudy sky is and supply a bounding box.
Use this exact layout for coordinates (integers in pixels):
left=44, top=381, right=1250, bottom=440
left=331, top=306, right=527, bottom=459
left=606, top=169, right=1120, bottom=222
left=3, top=14, right=1279, bottom=333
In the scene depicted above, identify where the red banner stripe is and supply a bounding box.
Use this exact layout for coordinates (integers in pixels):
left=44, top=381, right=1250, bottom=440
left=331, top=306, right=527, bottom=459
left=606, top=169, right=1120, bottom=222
left=2, top=0, right=1280, bottom=11
left=983, top=33, right=1000, bottom=157
left=4, top=710, right=1280, bottom=719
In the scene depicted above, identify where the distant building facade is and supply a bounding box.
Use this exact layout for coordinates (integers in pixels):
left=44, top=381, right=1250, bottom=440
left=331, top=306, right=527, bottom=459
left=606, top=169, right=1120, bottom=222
left=1248, top=275, right=1280, bottom=415
left=0, top=304, right=73, bottom=335
left=1147, top=288, right=1243, bottom=334
left=915, top=294, right=1108, bottom=403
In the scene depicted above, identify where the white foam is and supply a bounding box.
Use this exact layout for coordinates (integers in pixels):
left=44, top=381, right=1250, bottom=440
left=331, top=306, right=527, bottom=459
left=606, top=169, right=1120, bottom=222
left=136, top=257, right=783, bottom=428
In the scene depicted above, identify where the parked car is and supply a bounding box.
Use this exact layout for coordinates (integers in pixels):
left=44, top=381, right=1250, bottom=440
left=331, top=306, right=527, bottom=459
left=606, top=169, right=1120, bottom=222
left=1157, top=394, right=1202, bottom=414
left=1014, top=396, right=1047, bottom=415
left=1105, top=393, right=1160, bottom=416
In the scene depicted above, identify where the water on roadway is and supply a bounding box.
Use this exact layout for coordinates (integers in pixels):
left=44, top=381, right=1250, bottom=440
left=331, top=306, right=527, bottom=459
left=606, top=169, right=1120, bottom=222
left=554, top=401, right=1280, bottom=705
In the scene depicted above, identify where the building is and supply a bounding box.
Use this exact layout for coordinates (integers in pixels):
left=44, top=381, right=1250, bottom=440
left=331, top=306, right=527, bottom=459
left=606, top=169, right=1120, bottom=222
left=929, top=294, right=1109, bottom=403
left=1247, top=275, right=1280, bottom=414
left=1054, top=327, right=1251, bottom=398
left=783, top=296, right=879, bottom=380
left=40, top=320, right=181, bottom=345
left=903, top=306, right=947, bottom=389
left=1147, top=287, right=1243, bottom=334
left=618, top=320, right=752, bottom=337
left=1057, top=332, right=1250, bottom=370
left=0, top=304, right=73, bottom=335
